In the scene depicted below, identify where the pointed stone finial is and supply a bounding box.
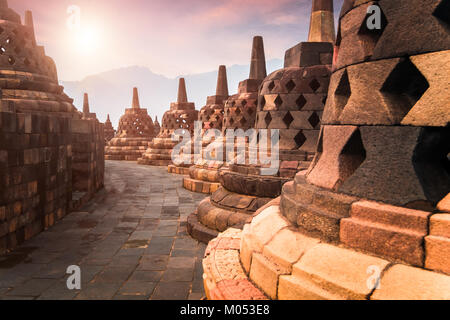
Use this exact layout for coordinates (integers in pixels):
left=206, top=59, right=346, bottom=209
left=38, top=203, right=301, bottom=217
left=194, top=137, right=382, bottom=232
left=24, top=11, right=36, bottom=44
left=132, top=87, right=140, bottom=109
left=216, top=65, right=229, bottom=97
left=308, top=0, right=336, bottom=43
left=83, top=93, right=90, bottom=115
left=249, top=36, right=267, bottom=80
left=177, top=78, right=188, bottom=103
left=107, top=114, right=111, bottom=122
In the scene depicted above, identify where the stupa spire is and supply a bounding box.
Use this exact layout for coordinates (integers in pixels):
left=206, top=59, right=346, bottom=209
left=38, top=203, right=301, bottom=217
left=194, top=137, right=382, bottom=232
left=24, top=10, right=36, bottom=45
left=249, top=36, right=267, bottom=80
left=83, top=93, right=90, bottom=115
left=308, top=0, right=336, bottom=43
left=216, top=65, right=229, bottom=97
left=132, top=87, right=140, bottom=109
left=177, top=78, right=188, bottom=103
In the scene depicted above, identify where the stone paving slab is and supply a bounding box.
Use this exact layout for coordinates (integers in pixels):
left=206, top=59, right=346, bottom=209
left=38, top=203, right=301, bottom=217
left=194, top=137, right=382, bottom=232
left=0, top=161, right=208, bottom=300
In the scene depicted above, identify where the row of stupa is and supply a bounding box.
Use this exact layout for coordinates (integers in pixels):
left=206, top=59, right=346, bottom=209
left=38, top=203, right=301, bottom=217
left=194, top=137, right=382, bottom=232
left=103, top=0, right=450, bottom=300
left=201, top=0, right=450, bottom=301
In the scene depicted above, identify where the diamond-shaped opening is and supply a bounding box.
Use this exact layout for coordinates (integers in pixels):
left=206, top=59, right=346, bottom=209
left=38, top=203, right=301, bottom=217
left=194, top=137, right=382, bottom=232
left=229, top=118, right=235, bottom=125
left=274, top=95, right=283, bottom=108
left=235, top=108, right=241, bottom=116
left=268, top=81, right=275, bottom=92
left=259, top=95, right=266, bottom=109
left=433, top=0, right=450, bottom=26
left=294, top=131, right=307, bottom=148
left=380, top=58, right=429, bottom=118
left=283, top=111, right=294, bottom=128
left=334, top=69, right=351, bottom=113
left=241, top=99, right=247, bottom=107
left=239, top=118, right=247, bottom=126
left=308, top=112, right=321, bottom=129
left=296, top=95, right=307, bottom=110
left=413, top=127, right=450, bottom=206
left=286, top=80, right=296, bottom=93
left=358, top=6, right=388, bottom=60
left=338, top=128, right=366, bottom=188
left=264, top=112, right=272, bottom=127
left=309, top=79, right=321, bottom=92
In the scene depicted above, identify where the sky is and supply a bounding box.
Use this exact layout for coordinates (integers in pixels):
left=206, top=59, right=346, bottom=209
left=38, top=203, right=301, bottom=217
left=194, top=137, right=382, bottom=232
left=10, top=0, right=344, bottom=81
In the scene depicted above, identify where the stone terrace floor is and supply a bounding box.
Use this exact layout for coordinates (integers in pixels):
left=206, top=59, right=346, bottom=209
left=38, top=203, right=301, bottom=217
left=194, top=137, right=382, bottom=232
left=0, top=161, right=208, bottom=300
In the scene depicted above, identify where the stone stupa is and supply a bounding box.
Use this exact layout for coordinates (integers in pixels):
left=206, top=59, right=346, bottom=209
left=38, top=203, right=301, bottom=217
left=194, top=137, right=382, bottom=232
left=154, top=116, right=161, bottom=136
left=138, top=78, right=198, bottom=167
left=182, top=65, right=229, bottom=191
left=187, top=36, right=268, bottom=242
left=104, top=114, right=116, bottom=142
left=0, top=2, right=104, bottom=254
left=188, top=6, right=336, bottom=243
left=202, top=0, right=450, bottom=300
left=105, top=87, right=156, bottom=161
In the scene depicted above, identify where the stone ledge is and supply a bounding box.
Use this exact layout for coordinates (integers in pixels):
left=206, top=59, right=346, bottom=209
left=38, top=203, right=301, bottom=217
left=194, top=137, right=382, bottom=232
left=203, top=229, right=268, bottom=300
left=341, top=201, right=432, bottom=267
left=167, top=165, right=190, bottom=175
left=205, top=204, right=450, bottom=300
left=187, top=212, right=219, bottom=244
left=183, top=177, right=220, bottom=194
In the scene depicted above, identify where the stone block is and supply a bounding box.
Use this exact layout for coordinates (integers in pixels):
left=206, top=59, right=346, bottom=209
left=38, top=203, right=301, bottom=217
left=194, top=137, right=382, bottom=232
left=284, top=42, right=333, bottom=68
left=293, top=244, right=390, bottom=300
left=249, top=253, right=290, bottom=299
left=425, top=235, right=450, bottom=275
left=263, top=227, right=320, bottom=271
left=371, top=264, right=450, bottom=300
left=429, top=214, right=450, bottom=238
left=249, top=206, right=289, bottom=252
left=341, top=201, right=431, bottom=266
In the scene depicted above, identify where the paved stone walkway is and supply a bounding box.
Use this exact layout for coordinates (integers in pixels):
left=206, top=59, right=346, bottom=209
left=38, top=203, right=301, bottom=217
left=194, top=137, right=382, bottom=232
left=0, top=161, right=208, bottom=300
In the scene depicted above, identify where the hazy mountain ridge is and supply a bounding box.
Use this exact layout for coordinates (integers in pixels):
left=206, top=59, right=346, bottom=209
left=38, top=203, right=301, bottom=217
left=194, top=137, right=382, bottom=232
left=61, top=59, right=283, bottom=128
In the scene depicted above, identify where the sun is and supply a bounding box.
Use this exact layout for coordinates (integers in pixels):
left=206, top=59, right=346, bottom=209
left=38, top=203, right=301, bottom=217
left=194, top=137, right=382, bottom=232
left=74, top=26, right=101, bottom=56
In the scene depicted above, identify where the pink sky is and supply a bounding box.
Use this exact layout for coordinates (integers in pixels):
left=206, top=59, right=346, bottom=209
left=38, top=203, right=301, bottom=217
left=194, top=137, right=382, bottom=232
left=9, top=0, right=342, bottom=81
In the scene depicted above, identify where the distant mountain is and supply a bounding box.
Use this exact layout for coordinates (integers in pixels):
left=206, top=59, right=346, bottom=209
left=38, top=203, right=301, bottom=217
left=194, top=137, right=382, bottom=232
left=61, top=59, right=283, bottom=128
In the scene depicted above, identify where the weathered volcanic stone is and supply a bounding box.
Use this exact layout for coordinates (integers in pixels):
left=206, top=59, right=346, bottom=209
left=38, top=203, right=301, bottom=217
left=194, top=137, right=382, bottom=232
left=306, top=125, right=364, bottom=191
left=371, top=264, right=450, bottom=300
left=401, top=50, right=450, bottom=127
left=323, top=58, right=432, bottom=126
left=339, top=126, right=450, bottom=207
left=0, top=4, right=104, bottom=254
left=341, top=201, right=432, bottom=266
left=335, top=0, right=450, bottom=70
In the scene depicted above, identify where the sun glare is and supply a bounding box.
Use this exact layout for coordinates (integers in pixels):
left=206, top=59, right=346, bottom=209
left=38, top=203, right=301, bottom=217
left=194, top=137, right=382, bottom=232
left=74, top=26, right=100, bottom=56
